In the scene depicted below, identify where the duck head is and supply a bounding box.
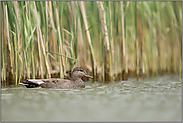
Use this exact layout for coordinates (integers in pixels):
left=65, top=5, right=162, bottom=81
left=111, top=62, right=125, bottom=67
left=72, top=67, right=93, bottom=81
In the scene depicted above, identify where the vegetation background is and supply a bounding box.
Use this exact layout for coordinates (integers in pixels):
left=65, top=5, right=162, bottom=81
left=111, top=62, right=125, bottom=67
left=1, top=1, right=182, bottom=86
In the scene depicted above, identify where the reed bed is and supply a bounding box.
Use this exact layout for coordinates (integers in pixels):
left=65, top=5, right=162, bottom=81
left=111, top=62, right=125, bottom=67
left=1, top=1, right=182, bottom=85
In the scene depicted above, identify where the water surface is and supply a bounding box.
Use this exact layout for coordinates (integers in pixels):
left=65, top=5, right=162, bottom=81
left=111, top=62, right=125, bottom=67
left=1, top=75, right=182, bottom=122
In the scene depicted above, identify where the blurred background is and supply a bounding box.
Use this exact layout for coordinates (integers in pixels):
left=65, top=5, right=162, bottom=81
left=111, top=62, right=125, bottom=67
left=1, top=1, right=182, bottom=85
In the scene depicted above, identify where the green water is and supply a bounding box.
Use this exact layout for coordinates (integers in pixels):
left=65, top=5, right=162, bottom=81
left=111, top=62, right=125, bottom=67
left=1, top=75, right=182, bottom=122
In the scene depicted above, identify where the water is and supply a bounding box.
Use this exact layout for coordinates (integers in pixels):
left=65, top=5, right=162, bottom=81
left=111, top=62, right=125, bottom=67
left=1, top=75, right=182, bottom=122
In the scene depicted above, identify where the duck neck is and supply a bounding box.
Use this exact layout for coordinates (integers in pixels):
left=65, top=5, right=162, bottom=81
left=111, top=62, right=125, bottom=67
left=73, top=77, right=82, bottom=82
left=73, top=78, right=85, bottom=88
left=72, top=74, right=82, bottom=82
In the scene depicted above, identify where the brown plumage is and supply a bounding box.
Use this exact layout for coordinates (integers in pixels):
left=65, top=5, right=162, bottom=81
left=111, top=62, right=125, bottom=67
left=19, top=67, right=93, bottom=88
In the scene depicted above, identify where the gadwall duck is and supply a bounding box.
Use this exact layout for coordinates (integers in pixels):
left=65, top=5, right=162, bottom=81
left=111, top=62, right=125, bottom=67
left=19, top=67, right=93, bottom=88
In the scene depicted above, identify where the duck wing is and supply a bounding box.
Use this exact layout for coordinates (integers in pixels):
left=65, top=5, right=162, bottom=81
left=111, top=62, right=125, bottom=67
left=41, top=79, right=74, bottom=88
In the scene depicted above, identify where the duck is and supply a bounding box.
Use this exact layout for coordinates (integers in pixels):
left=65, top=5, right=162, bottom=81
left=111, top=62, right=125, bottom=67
left=19, top=67, right=93, bottom=88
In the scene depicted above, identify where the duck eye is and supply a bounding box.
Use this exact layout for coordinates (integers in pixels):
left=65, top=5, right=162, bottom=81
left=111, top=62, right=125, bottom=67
left=79, top=69, right=83, bottom=72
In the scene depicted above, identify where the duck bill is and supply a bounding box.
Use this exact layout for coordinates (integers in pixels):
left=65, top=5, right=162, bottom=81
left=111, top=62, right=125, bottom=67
left=84, top=74, right=93, bottom=78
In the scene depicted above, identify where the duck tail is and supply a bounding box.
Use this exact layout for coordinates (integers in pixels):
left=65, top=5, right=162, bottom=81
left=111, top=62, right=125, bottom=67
left=19, top=79, right=44, bottom=88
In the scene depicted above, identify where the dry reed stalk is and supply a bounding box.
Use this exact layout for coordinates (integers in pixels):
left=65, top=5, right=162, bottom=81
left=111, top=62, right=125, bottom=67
left=140, top=2, right=145, bottom=79
left=1, top=3, right=6, bottom=83
left=70, top=1, right=77, bottom=31
left=78, top=17, right=85, bottom=66
left=141, top=27, right=145, bottom=79
left=33, top=1, right=51, bottom=78
left=121, top=1, right=128, bottom=80
left=5, top=5, right=14, bottom=84
left=135, top=2, right=139, bottom=80
left=37, top=28, right=44, bottom=78
left=56, top=8, right=65, bottom=78
left=156, top=28, right=161, bottom=75
left=48, top=2, right=57, bottom=70
left=79, top=1, right=95, bottom=80
left=70, top=1, right=77, bottom=67
left=109, top=2, right=115, bottom=81
left=71, top=2, right=85, bottom=67
left=49, top=1, right=56, bottom=55
left=97, top=1, right=112, bottom=82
